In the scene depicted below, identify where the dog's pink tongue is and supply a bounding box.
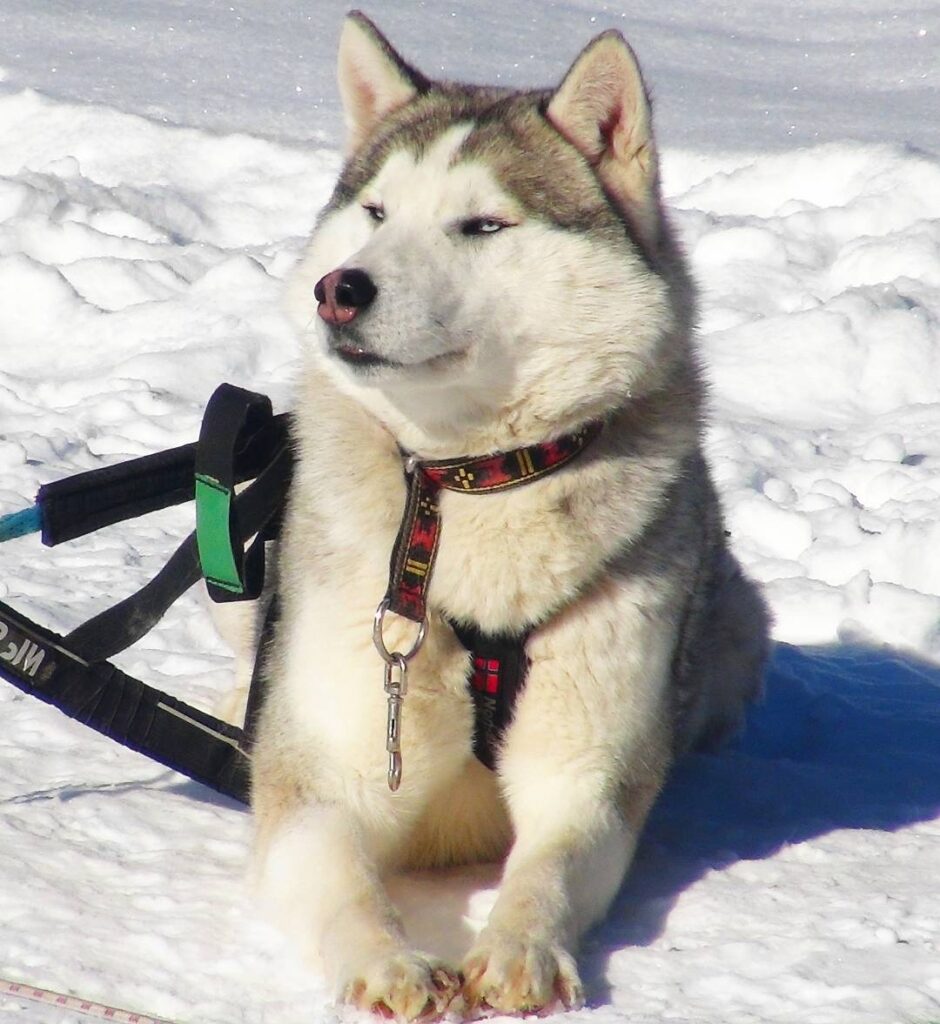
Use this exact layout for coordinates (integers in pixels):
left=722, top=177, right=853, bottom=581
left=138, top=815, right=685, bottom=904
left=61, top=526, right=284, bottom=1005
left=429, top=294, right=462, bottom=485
left=317, top=298, right=358, bottom=325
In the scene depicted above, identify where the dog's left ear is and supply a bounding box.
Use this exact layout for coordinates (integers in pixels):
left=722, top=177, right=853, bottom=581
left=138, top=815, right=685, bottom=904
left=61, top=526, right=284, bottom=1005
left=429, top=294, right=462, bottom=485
left=338, top=12, right=429, bottom=155
left=546, top=32, right=660, bottom=243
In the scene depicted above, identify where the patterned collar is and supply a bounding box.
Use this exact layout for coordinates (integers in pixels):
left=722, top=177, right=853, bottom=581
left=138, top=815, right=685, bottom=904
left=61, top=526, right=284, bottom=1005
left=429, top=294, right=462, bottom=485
left=386, top=420, right=604, bottom=623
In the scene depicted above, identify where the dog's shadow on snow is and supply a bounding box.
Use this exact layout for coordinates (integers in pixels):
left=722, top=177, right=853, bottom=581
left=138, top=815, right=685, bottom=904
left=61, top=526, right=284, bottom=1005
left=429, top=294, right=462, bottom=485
left=390, top=642, right=940, bottom=998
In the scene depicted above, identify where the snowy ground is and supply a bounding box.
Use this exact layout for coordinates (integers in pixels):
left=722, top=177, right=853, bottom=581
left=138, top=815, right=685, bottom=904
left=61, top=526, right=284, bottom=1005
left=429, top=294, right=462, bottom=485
left=1, top=0, right=937, bottom=154
left=1, top=3, right=939, bottom=1023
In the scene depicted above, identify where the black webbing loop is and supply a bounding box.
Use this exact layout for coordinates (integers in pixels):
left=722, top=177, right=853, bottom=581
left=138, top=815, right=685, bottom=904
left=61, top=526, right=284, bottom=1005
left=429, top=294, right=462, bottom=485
left=195, top=384, right=275, bottom=603
left=66, top=533, right=200, bottom=662
left=66, top=439, right=293, bottom=663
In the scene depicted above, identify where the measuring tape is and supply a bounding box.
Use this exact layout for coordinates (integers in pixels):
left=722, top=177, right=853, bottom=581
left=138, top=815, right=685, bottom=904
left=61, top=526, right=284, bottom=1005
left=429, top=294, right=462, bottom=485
left=0, top=978, right=177, bottom=1024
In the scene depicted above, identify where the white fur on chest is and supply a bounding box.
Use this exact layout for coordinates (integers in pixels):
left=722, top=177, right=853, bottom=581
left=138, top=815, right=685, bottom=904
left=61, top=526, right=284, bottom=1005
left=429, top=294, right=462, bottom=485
left=290, top=391, right=605, bottom=633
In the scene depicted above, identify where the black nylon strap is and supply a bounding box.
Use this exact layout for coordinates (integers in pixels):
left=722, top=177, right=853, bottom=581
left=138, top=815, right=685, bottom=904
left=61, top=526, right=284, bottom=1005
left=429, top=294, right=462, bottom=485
left=0, top=599, right=249, bottom=803
left=66, top=533, right=201, bottom=663
left=37, top=442, right=199, bottom=547
left=35, top=407, right=290, bottom=548
left=240, top=593, right=280, bottom=754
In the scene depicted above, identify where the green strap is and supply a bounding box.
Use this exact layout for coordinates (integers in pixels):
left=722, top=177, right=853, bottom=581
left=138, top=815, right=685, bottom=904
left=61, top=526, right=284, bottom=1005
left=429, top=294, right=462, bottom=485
left=194, top=473, right=243, bottom=594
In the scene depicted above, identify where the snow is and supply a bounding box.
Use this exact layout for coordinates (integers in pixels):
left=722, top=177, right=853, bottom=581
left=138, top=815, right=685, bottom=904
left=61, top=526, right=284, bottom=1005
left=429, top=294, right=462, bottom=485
left=1, top=0, right=937, bottom=154
left=1, top=3, right=939, bottom=1023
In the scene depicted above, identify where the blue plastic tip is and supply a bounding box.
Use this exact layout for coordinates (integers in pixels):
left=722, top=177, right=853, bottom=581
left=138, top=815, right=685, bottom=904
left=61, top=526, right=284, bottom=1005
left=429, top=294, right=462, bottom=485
left=0, top=505, right=42, bottom=543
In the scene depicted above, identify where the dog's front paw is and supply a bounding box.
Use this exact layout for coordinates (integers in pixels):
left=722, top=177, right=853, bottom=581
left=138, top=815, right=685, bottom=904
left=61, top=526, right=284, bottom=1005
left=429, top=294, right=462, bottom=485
left=341, top=950, right=462, bottom=1021
left=462, top=931, right=584, bottom=1016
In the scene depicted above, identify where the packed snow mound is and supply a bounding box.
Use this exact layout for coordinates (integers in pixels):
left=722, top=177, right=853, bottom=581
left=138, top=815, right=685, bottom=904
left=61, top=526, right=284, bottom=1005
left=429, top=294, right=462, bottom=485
left=661, top=144, right=940, bottom=661
left=0, top=90, right=939, bottom=1024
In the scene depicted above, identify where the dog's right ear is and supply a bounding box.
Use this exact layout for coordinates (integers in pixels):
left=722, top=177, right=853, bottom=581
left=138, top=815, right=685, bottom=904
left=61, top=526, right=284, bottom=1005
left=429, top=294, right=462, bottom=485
left=338, top=12, right=428, bottom=155
left=546, top=32, right=661, bottom=246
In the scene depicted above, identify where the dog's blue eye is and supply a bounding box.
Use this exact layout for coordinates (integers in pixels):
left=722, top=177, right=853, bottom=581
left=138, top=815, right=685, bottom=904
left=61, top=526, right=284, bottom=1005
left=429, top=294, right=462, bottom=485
left=461, top=218, right=507, bottom=237
left=363, top=204, right=385, bottom=223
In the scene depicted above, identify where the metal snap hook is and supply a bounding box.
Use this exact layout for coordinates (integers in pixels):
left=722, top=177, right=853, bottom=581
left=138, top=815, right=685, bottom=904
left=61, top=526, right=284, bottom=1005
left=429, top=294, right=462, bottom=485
left=372, top=600, right=427, bottom=792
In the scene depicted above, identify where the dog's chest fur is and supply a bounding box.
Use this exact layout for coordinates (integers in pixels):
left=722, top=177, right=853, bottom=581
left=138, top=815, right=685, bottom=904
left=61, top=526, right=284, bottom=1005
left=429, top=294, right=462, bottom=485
left=285, top=372, right=682, bottom=647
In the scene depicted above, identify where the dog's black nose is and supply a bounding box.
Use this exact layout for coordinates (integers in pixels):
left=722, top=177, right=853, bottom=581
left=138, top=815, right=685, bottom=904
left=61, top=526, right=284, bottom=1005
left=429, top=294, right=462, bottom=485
left=335, top=268, right=378, bottom=309
left=315, top=268, right=378, bottom=325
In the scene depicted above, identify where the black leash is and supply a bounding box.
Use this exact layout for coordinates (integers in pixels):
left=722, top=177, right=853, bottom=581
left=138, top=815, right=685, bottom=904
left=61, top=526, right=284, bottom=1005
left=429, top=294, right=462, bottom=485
left=0, top=599, right=251, bottom=802
left=0, top=384, right=293, bottom=805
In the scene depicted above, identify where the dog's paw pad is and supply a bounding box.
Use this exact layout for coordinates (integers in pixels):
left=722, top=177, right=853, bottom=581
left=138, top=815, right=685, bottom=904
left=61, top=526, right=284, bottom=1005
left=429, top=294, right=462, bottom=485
left=462, top=934, right=584, bottom=1016
left=342, top=952, right=462, bottom=1021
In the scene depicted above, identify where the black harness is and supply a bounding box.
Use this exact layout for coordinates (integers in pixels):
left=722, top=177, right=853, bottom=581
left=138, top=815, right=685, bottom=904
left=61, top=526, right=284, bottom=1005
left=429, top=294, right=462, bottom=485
left=0, top=384, right=598, bottom=802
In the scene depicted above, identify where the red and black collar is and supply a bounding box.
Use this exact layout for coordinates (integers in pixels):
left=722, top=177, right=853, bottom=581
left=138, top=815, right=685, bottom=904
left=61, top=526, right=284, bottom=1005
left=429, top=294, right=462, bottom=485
left=385, top=420, right=603, bottom=624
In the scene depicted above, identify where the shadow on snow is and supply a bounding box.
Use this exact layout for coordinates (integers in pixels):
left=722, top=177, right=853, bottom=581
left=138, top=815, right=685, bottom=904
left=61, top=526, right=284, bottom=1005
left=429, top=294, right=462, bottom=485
left=582, top=641, right=940, bottom=1000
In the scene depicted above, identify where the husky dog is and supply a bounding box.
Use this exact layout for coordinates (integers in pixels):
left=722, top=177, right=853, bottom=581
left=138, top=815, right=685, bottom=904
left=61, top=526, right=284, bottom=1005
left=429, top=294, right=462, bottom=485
left=249, top=11, right=769, bottom=1019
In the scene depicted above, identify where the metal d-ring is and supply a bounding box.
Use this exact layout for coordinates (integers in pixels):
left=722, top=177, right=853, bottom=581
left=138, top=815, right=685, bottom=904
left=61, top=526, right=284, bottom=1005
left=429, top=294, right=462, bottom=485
left=372, top=598, right=428, bottom=664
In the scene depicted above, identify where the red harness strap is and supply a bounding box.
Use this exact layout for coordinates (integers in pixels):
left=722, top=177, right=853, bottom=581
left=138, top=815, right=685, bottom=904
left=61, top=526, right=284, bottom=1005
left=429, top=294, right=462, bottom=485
left=383, top=421, right=603, bottom=767
left=450, top=620, right=533, bottom=769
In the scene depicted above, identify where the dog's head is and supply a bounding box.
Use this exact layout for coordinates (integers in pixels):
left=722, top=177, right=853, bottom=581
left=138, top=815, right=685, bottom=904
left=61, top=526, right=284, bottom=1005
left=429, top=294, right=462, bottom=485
left=286, top=12, right=695, bottom=453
